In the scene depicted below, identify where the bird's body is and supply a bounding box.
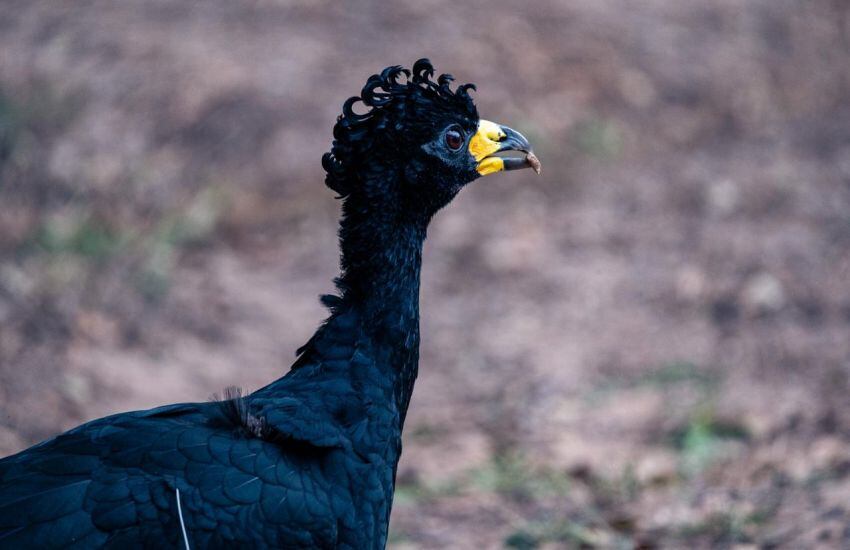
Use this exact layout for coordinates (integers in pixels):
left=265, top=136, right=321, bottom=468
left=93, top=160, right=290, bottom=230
left=0, top=60, right=538, bottom=549
left=0, top=306, right=414, bottom=548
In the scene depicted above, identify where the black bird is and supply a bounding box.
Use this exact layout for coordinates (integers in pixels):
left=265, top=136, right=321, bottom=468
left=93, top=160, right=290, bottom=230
left=0, top=59, right=539, bottom=549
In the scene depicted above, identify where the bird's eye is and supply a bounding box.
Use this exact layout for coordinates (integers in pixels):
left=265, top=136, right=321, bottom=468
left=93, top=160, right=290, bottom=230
left=445, top=128, right=464, bottom=151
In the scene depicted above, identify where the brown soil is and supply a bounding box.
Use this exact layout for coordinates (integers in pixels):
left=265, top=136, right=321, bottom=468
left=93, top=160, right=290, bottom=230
left=1, top=1, right=849, bottom=547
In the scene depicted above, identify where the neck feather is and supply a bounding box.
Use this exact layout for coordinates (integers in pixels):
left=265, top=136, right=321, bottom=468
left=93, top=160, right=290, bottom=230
left=332, top=186, right=427, bottom=421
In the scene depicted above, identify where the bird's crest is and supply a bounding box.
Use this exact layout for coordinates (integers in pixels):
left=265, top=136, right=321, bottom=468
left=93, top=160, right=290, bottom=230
left=322, top=58, right=478, bottom=198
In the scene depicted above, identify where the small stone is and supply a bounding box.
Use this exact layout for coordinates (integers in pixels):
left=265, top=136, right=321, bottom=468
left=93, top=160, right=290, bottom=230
left=811, top=436, right=846, bottom=471
left=707, top=179, right=740, bottom=216
left=618, top=69, right=657, bottom=108
left=742, top=272, right=785, bottom=313
left=635, top=450, right=679, bottom=485
left=676, top=265, right=706, bottom=301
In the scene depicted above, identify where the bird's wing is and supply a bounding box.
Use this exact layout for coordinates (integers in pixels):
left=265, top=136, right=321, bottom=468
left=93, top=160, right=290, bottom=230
left=0, top=398, right=353, bottom=548
left=0, top=404, right=204, bottom=547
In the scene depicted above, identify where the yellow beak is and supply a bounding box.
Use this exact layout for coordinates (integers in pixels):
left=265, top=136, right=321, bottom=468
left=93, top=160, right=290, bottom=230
left=469, top=119, right=540, bottom=176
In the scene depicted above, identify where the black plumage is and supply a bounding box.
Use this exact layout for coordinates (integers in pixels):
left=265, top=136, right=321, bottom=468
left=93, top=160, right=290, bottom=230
left=0, top=59, right=537, bottom=549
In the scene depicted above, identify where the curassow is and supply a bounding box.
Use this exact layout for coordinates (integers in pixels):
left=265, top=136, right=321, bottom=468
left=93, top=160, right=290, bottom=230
left=0, top=59, right=539, bottom=549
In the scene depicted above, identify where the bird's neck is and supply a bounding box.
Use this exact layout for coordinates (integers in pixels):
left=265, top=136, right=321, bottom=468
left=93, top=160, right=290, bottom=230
left=335, top=196, right=427, bottom=422
left=338, top=203, right=426, bottom=311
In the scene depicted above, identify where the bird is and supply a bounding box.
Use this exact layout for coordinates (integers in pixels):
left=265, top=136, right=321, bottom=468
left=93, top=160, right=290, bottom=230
left=0, top=59, right=539, bottom=549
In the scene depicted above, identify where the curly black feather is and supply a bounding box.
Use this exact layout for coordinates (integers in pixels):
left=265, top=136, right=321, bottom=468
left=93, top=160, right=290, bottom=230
left=322, top=58, right=477, bottom=199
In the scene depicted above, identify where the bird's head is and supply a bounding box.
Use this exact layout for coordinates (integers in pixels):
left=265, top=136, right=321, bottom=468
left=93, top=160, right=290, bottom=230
left=322, top=59, right=539, bottom=220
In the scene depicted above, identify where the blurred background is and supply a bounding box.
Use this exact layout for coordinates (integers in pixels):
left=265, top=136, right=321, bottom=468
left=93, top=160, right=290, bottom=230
left=1, top=0, right=849, bottom=547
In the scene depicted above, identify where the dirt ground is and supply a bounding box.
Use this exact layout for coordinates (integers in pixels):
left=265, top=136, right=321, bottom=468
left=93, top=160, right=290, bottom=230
left=1, top=1, right=849, bottom=547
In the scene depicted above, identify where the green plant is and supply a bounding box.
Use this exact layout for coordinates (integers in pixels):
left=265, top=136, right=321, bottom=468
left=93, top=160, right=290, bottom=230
left=669, top=406, right=749, bottom=475
left=471, top=453, right=571, bottom=502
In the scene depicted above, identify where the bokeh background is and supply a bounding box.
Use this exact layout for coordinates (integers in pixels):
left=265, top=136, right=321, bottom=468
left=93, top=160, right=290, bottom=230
left=1, top=1, right=849, bottom=547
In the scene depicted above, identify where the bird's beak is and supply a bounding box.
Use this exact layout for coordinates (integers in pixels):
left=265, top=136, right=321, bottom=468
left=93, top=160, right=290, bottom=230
left=469, top=120, right=541, bottom=176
